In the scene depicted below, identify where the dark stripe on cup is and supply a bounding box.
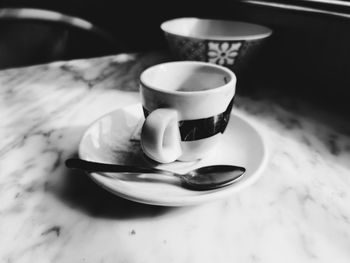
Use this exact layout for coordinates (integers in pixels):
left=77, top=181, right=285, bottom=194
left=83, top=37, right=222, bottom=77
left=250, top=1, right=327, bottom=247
left=143, top=97, right=234, bottom=141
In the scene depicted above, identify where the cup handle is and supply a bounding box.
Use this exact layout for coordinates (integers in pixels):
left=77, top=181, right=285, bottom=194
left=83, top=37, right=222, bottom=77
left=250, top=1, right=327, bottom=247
left=141, top=108, right=182, bottom=163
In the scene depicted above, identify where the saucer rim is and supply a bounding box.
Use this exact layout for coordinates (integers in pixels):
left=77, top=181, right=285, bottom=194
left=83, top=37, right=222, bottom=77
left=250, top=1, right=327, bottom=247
left=78, top=103, right=268, bottom=206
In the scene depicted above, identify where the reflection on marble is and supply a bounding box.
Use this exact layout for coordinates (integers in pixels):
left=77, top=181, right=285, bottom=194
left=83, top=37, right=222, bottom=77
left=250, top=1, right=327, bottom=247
left=1, top=52, right=350, bottom=263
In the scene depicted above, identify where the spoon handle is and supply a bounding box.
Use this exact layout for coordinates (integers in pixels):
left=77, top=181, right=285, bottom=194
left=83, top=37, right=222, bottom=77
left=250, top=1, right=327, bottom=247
left=65, top=158, right=174, bottom=176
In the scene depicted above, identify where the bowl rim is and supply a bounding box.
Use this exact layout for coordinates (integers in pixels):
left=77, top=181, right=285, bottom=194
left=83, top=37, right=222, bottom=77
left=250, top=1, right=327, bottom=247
left=161, top=17, right=272, bottom=41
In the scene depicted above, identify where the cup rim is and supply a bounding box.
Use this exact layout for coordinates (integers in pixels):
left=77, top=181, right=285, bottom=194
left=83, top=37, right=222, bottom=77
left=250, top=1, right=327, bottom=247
left=140, top=61, right=236, bottom=96
left=161, top=17, right=272, bottom=41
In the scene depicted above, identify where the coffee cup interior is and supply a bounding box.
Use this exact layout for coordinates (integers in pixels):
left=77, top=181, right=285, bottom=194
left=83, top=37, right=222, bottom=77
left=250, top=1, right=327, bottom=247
left=140, top=62, right=233, bottom=93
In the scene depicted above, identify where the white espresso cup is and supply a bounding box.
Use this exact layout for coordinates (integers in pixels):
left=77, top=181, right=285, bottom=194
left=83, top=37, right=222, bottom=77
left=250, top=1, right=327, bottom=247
left=140, top=61, right=236, bottom=163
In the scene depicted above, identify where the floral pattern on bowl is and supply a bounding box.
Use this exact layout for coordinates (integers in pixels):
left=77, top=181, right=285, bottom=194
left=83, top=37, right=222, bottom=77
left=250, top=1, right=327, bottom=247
left=165, top=33, right=207, bottom=61
left=207, top=41, right=242, bottom=66
left=165, top=32, right=265, bottom=71
left=162, top=18, right=272, bottom=72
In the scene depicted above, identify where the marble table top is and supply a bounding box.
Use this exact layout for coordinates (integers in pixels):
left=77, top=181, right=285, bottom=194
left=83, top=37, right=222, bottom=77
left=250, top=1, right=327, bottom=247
left=1, top=52, right=350, bottom=263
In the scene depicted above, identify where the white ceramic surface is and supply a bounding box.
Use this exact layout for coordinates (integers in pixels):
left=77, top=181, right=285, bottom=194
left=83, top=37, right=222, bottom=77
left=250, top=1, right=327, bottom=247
left=140, top=61, right=236, bottom=163
left=161, top=17, right=272, bottom=70
left=161, top=17, right=272, bottom=41
left=78, top=104, right=267, bottom=206
left=140, top=61, right=236, bottom=119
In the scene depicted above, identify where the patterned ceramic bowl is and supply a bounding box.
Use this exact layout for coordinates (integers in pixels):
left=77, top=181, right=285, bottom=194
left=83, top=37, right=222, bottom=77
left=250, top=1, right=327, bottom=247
left=161, top=17, right=272, bottom=72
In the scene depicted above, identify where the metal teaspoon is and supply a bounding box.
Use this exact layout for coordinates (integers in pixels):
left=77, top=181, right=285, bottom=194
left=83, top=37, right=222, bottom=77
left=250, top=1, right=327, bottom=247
left=65, top=158, right=246, bottom=191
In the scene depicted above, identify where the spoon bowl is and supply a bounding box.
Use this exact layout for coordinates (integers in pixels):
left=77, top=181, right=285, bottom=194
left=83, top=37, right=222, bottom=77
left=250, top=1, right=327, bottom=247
left=65, top=158, right=246, bottom=191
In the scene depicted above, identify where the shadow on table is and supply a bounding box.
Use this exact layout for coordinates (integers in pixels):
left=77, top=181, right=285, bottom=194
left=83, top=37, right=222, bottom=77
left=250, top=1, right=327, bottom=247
left=54, top=153, right=180, bottom=219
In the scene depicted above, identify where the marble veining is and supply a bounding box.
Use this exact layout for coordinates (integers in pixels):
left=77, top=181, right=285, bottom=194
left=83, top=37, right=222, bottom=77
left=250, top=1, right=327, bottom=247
left=1, top=52, right=350, bottom=263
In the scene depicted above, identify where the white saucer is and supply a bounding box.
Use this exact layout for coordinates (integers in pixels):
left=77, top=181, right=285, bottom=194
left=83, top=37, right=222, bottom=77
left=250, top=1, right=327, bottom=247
left=78, top=104, right=267, bottom=206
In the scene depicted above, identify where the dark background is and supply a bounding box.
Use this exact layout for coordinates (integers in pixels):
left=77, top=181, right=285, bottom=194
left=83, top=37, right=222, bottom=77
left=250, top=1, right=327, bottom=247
left=1, top=0, right=350, bottom=115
